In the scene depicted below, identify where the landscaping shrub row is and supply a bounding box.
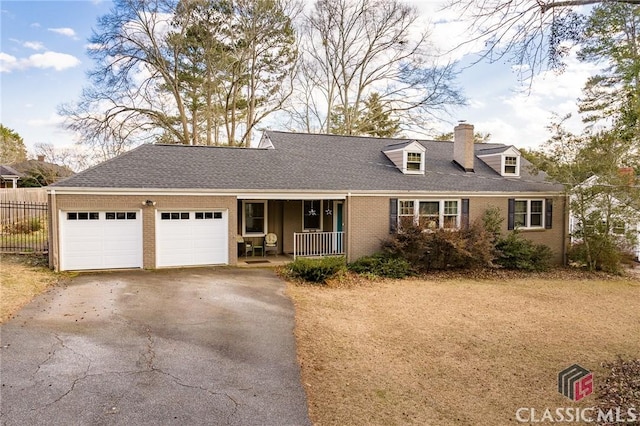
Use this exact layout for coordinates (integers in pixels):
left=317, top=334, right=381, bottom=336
left=285, top=208, right=555, bottom=284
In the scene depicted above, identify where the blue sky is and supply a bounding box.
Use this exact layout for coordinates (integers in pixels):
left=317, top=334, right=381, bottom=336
left=1, top=0, right=594, bottom=158
left=1, top=0, right=112, bottom=153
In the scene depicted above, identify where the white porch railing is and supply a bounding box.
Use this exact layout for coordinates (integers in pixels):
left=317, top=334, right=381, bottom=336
left=293, top=231, right=344, bottom=260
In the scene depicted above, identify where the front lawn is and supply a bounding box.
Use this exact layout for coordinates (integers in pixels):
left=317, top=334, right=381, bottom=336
left=287, top=273, right=640, bottom=425
left=0, top=255, right=60, bottom=323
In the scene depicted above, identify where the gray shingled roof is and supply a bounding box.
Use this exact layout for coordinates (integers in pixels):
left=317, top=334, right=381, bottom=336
left=0, top=165, right=22, bottom=177
left=476, top=146, right=513, bottom=155
left=51, top=131, right=563, bottom=193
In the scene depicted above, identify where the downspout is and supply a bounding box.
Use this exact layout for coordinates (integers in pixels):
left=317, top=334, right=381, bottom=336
left=49, top=189, right=59, bottom=271
left=563, top=194, right=569, bottom=266
left=346, top=192, right=352, bottom=262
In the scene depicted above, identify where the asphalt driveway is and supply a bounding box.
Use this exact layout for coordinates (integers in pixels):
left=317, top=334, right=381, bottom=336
left=0, top=268, right=310, bottom=426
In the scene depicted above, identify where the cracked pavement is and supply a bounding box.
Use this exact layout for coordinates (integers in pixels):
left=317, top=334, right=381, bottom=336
left=0, top=268, right=310, bottom=426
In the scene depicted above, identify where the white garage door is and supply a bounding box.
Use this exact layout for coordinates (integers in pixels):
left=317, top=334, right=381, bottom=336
left=156, top=210, right=228, bottom=267
left=59, top=211, right=143, bottom=271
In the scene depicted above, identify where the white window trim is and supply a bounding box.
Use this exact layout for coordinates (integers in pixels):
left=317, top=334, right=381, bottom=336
left=398, top=199, right=461, bottom=230
left=515, top=199, right=544, bottom=229
left=501, top=153, right=521, bottom=177
left=242, top=200, right=268, bottom=237
left=302, top=200, right=323, bottom=232
left=403, top=151, right=425, bottom=174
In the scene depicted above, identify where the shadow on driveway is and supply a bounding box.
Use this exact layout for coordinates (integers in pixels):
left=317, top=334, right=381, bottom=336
left=0, top=267, right=310, bottom=426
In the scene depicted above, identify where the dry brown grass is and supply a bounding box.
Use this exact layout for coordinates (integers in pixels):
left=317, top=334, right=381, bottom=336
left=287, top=274, right=640, bottom=426
left=0, top=255, right=60, bottom=323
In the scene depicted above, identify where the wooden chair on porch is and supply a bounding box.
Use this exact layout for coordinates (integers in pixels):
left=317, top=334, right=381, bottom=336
left=264, top=233, right=278, bottom=256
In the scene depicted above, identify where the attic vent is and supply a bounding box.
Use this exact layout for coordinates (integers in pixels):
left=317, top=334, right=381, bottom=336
left=257, top=134, right=275, bottom=149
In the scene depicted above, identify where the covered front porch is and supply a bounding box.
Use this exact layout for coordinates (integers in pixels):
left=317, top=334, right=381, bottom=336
left=237, top=197, right=346, bottom=260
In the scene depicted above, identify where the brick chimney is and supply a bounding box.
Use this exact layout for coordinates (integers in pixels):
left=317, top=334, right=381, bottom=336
left=618, top=167, right=636, bottom=185
left=454, top=122, right=474, bottom=172
left=37, top=155, right=45, bottom=162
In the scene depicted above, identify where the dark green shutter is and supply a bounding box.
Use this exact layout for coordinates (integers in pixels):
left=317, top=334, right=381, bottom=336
left=507, top=199, right=515, bottom=230
left=389, top=198, right=398, bottom=233
left=545, top=199, right=553, bottom=229
left=461, top=199, right=470, bottom=229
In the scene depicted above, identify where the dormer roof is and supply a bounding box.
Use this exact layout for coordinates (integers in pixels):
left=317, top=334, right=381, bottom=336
left=477, top=145, right=522, bottom=177
left=382, top=140, right=426, bottom=174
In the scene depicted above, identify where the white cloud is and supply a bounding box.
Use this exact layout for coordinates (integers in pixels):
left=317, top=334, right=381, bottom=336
left=24, top=41, right=45, bottom=51
left=30, top=22, right=41, bottom=28
left=26, top=114, right=65, bottom=127
left=468, top=99, right=487, bottom=109
left=48, top=27, right=77, bottom=38
left=85, top=42, right=104, bottom=51
left=0, top=52, right=19, bottom=72
left=29, top=52, right=81, bottom=70
left=448, top=46, right=602, bottom=150
left=0, top=51, right=81, bottom=72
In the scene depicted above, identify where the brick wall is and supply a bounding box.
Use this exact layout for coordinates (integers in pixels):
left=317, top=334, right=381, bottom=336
left=347, top=196, right=390, bottom=261
left=347, top=194, right=567, bottom=265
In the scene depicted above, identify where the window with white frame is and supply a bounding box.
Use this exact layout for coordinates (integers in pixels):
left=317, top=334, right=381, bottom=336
left=399, top=200, right=415, bottom=228
left=303, top=200, right=322, bottom=231
left=504, top=156, right=518, bottom=175
left=514, top=199, right=544, bottom=228
left=399, top=199, right=460, bottom=230
left=406, top=152, right=422, bottom=171
left=243, top=201, right=267, bottom=235
left=418, top=201, right=439, bottom=229
left=443, top=201, right=459, bottom=228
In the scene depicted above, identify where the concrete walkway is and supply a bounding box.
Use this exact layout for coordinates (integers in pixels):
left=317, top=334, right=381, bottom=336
left=0, top=268, right=310, bottom=426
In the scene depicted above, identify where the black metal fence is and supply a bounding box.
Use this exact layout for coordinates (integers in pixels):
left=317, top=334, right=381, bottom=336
left=0, top=201, right=49, bottom=253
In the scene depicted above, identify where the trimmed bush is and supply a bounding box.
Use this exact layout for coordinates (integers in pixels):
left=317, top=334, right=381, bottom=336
left=495, top=231, right=553, bottom=271
left=381, top=221, right=495, bottom=272
left=285, top=256, right=346, bottom=284
left=594, top=357, right=640, bottom=426
left=348, top=253, right=412, bottom=279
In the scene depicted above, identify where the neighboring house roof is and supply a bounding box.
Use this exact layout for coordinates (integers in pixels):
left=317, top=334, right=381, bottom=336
left=578, top=171, right=640, bottom=211
left=11, top=159, right=74, bottom=185
left=51, top=131, right=563, bottom=193
left=0, top=164, right=22, bottom=177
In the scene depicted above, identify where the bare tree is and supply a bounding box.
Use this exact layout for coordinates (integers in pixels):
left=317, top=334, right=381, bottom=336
left=59, top=0, right=193, bottom=151
left=60, top=0, right=299, bottom=156
left=33, top=143, right=91, bottom=172
left=287, top=0, right=464, bottom=135
left=444, top=0, right=640, bottom=81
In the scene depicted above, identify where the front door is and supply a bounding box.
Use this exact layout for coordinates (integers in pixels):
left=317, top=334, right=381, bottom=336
left=334, top=201, right=344, bottom=253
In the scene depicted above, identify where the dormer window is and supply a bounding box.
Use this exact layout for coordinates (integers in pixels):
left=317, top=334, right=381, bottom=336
left=382, top=140, right=426, bottom=175
left=504, top=156, right=518, bottom=175
left=406, top=152, right=422, bottom=171
left=477, top=146, right=521, bottom=177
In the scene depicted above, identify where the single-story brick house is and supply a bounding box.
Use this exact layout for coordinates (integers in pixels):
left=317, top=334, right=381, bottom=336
left=47, top=123, right=568, bottom=271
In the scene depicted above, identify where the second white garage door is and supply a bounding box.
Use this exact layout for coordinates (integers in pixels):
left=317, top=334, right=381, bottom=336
left=156, top=210, right=229, bottom=267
